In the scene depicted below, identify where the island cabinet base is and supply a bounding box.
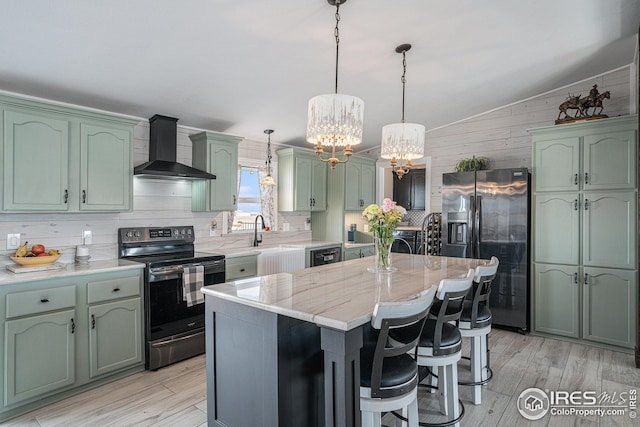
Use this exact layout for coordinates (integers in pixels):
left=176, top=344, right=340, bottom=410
left=205, top=297, right=325, bottom=427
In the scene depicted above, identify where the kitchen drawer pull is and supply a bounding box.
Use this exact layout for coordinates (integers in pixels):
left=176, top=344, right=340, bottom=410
left=240, top=268, right=245, bottom=272
left=40, top=298, right=49, bottom=303
left=91, top=314, right=95, bottom=329
left=112, top=287, right=121, bottom=292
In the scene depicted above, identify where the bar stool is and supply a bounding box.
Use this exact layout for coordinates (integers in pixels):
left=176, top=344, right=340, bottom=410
left=359, top=289, right=435, bottom=427
left=390, top=269, right=474, bottom=427
left=458, top=256, right=499, bottom=405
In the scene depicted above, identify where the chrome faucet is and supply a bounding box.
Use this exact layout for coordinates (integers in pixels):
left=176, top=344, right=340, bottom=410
left=253, top=215, right=265, bottom=247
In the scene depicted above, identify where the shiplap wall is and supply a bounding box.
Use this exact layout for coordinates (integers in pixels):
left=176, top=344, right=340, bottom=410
left=0, top=118, right=310, bottom=264
left=425, top=66, right=633, bottom=212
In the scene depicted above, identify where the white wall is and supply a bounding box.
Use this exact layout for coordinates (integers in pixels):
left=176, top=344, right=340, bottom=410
left=425, top=66, right=633, bottom=212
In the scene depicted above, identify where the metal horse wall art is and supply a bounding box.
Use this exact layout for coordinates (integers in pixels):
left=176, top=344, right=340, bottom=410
left=556, top=84, right=610, bottom=124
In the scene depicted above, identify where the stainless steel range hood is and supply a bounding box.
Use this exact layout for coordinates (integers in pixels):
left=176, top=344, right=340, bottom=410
left=134, top=115, right=217, bottom=180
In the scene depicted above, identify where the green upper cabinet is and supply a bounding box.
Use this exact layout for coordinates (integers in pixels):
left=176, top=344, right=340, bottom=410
left=532, top=137, right=580, bottom=192
left=3, top=109, right=70, bottom=211
left=277, top=148, right=327, bottom=212
left=345, top=157, right=376, bottom=211
left=190, top=131, right=243, bottom=212
left=80, top=123, right=132, bottom=211
left=583, top=130, right=637, bottom=190
left=0, top=94, right=137, bottom=213
left=531, top=116, right=637, bottom=193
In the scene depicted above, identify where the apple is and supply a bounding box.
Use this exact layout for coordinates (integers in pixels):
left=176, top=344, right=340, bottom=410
left=31, top=244, right=46, bottom=255
left=37, top=252, right=49, bottom=257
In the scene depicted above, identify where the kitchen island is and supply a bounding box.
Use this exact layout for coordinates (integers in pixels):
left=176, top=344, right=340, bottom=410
left=201, top=254, right=485, bottom=427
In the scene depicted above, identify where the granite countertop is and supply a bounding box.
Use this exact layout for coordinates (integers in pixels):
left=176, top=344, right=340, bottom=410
left=0, top=259, right=144, bottom=286
left=202, top=254, right=486, bottom=331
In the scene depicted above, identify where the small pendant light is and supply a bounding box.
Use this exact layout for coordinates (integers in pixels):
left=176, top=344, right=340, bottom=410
left=261, top=129, right=276, bottom=186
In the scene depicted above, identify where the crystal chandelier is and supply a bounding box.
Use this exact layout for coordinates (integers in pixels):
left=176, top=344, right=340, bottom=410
left=381, top=44, right=425, bottom=179
left=307, top=0, right=364, bottom=170
left=261, top=129, right=276, bottom=186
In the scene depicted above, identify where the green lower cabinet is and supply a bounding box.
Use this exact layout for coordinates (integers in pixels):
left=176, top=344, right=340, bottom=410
left=89, top=297, right=142, bottom=378
left=583, top=267, right=637, bottom=349
left=4, top=310, right=75, bottom=406
left=343, top=245, right=374, bottom=261
left=533, top=263, right=580, bottom=339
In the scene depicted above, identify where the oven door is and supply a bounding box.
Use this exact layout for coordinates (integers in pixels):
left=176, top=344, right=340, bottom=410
left=147, top=260, right=224, bottom=341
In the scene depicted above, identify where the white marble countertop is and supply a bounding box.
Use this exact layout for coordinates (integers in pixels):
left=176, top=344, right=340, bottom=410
left=0, top=259, right=144, bottom=286
left=344, top=242, right=374, bottom=248
left=220, top=241, right=342, bottom=259
left=396, top=226, right=422, bottom=231
left=202, top=254, right=486, bottom=331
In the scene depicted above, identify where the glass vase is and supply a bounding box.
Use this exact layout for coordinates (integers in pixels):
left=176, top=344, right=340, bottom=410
left=367, top=236, right=398, bottom=273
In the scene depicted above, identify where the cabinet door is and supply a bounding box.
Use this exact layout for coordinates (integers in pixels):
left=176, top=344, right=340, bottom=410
left=582, top=191, right=637, bottom=270
left=343, top=248, right=361, bottom=261
left=360, top=245, right=375, bottom=258
left=3, top=110, right=69, bottom=211
left=80, top=123, right=131, bottom=211
left=583, top=130, right=636, bottom=190
left=360, top=161, right=376, bottom=208
left=311, top=159, right=326, bottom=211
left=210, top=142, right=238, bottom=211
left=345, top=162, right=362, bottom=211
left=533, top=263, right=580, bottom=338
left=583, top=267, right=636, bottom=348
left=533, top=137, right=580, bottom=192
left=393, top=173, right=411, bottom=209
left=411, top=169, right=426, bottom=210
left=294, top=156, right=313, bottom=211
left=4, top=310, right=75, bottom=405
left=89, top=297, right=143, bottom=378
left=534, top=194, right=580, bottom=265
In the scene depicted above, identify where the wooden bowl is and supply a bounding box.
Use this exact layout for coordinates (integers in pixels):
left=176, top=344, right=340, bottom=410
left=10, top=254, right=62, bottom=266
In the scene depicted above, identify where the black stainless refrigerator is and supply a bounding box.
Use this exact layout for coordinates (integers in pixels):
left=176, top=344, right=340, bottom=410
left=441, top=168, right=530, bottom=332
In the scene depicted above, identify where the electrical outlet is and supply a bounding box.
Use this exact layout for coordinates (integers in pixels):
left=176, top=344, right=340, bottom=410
left=83, top=230, right=92, bottom=245
left=6, top=234, right=20, bottom=250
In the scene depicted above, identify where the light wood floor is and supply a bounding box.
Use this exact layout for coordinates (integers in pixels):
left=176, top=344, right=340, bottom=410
left=4, top=329, right=640, bottom=426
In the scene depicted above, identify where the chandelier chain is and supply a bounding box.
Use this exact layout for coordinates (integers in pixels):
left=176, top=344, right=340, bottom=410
left=334, top=2, right=341, bottom=93
left=401, top=50, right=407, bottom=123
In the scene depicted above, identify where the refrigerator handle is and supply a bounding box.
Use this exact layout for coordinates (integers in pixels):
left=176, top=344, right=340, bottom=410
left=469, top=195, right=475, bottom=258
left=475, top=194, right=482, bottom=258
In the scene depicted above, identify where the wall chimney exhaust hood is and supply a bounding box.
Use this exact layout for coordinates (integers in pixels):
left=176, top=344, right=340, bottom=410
left=134, top=115, right=217, bottom=180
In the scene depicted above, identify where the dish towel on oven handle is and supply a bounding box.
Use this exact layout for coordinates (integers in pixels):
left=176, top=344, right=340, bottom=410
left=182, top=265, right=205, bottom=307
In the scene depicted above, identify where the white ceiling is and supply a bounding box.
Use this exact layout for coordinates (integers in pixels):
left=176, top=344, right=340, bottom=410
left=1, top=0, right=638, bottom=152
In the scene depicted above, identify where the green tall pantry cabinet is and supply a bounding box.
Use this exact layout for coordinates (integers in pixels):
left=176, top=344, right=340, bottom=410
left=530, top=115, right=638, bottom=350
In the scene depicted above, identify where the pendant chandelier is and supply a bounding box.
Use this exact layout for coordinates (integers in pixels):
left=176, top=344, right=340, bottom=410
left=307, top=0, right=364, bottom=170
left=261, top=129, right=276, bottom=186
left=381, top=44, right=425, bottom=179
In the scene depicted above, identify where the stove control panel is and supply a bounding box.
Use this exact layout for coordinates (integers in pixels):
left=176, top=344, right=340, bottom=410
left=119, top=226, right=194, bottom=244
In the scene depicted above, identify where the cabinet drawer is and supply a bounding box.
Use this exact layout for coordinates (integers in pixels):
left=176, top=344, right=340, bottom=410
left=6, top=285, right=76, bottom=319
left=226, top=256, right=258, bottom=280
left=87, top=275, right=140, bottom=304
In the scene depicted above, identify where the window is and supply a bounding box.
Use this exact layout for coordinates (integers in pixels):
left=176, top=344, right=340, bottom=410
left=231, top=166, right=275, bottom=232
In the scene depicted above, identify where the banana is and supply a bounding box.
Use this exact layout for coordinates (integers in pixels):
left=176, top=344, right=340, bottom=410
left=48, top=249, right=60, bottom=255
left=15, top=241, right=28, bottom=257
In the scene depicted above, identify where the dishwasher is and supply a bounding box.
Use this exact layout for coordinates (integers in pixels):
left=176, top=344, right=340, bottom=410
left=310, top=246, right=342, bottom=266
